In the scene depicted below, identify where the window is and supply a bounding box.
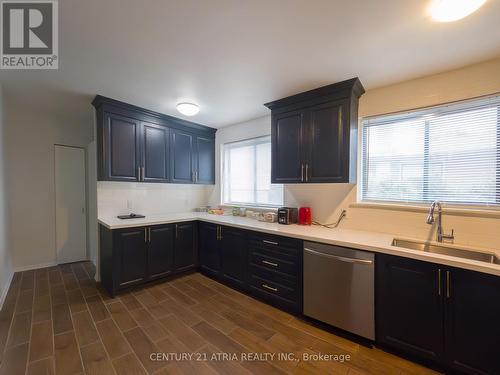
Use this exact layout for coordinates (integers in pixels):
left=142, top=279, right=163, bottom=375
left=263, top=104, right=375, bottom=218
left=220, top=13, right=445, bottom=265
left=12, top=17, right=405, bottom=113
left=361, top=96, right=500, bottom=207
left=222, top=136, right=283, bottom=207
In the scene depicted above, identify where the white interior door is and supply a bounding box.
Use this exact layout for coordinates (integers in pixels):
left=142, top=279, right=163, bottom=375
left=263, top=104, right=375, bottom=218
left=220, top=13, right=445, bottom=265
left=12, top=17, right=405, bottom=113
left=55, top=145, right=87, bottom=264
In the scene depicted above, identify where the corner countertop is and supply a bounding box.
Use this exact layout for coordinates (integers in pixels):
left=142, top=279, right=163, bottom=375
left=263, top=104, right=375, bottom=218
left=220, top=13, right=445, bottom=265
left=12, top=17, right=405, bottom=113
left=98, top=212, right=500, bottom=277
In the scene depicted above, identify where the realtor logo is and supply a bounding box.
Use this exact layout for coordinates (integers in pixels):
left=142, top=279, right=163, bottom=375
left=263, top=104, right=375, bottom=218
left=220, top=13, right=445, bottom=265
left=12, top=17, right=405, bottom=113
left=1, top=0, right=58, bottom=69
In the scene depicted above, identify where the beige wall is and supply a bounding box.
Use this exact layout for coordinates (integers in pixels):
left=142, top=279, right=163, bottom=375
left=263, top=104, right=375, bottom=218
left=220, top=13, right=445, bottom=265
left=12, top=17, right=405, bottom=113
left=4, top=92, right=94, bottom=271
left=359, top=57, right=500, bottom=118
left=216, top=57, right=500, bottom=250
left=0, top=85, right=14, bottom=308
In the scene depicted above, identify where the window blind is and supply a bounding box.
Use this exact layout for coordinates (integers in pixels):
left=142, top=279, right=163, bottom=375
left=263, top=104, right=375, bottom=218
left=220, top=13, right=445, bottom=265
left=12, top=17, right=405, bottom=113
left=361, top=95, right=500, bottom=207
left=222, top=136, right=283, bottom=207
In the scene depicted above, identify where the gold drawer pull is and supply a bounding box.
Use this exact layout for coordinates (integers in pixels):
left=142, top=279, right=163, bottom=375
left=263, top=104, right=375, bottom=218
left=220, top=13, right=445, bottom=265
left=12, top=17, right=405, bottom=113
left=262, top=260, right=278, bottom=267
left=262, top=240, right=278, bottom=246
left=262, top=284, right=278, bottom=292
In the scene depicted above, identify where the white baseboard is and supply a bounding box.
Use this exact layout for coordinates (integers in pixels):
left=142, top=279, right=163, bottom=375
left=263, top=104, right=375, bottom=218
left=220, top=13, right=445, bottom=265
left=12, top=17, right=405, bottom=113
left=14, top=261, right=57, bottom=273
left=0, top=270, right=14, bottom=311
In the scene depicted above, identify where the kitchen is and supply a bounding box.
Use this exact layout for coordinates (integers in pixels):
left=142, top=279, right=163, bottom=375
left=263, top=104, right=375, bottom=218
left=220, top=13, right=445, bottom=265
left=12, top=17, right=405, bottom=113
left=0, top=1, right=500, bottom=375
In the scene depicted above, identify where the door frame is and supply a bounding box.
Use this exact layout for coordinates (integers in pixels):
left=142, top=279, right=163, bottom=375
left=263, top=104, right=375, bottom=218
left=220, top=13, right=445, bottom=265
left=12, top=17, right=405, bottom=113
left=53, top=144, right=89, bottom=264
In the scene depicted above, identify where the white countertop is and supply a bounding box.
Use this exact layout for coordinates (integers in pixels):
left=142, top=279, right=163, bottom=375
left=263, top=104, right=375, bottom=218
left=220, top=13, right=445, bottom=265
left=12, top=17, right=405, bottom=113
left=98, top=212, right=500, bottom=277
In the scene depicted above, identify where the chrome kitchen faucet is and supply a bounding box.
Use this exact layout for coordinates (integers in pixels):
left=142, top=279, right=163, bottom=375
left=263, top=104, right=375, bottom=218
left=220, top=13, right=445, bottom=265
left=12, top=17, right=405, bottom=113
left=426, top=200, right=455, bottom=243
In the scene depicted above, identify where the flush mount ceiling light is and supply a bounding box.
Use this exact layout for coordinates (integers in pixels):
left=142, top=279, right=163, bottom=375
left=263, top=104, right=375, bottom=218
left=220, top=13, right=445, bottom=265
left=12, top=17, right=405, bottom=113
left=428, top=0, right=487, bottom=22
left=176, top=102, right=200, bottom=116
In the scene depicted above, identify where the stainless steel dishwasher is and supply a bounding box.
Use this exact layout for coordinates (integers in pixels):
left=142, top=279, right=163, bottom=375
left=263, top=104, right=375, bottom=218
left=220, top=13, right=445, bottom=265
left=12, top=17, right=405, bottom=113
left=303, top=241, right=375, bottom=340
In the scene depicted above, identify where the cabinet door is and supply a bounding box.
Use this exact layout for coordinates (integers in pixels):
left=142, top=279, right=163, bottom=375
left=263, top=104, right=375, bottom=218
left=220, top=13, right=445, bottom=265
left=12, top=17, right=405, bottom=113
left=445, top=268, right=500, bottom=375
left=306, top=100, right=349, bottom=183
left=115, top=228, right=147, bottom=287
left=174, top=222, right=197, bottom=271
left=142, top=122, right=170, bottom=182
left=220, top=226, right=247, bottom=288
left=271, top=110, right=306, bottom=183
left=102, top=112, right=141, bottom=181
left=171, top=130, right=194, bottom=183
left=376, top=255, right=444, bottom=362
left=195, top=136, right=215, bottom=184
left=148, top=225, right=174, bottom=280
left=199, top=222, right=220, bottom=276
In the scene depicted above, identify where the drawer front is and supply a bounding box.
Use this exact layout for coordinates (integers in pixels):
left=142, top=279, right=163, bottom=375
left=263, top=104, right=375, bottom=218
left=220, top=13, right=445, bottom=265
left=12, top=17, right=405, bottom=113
left=248, top=264, right=297, bottom=288
left=248, top=273, right=298, bottom=306
left=248, top=233, right=302, bottom=260
left=249, top=250, right=298, bottom=278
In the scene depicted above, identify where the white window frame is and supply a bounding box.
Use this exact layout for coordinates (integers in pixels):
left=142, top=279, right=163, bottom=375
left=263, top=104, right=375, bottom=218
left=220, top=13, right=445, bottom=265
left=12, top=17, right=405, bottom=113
left=358, top=94, right=500, bottom=209
left=221, top=135, right=284, bottom=208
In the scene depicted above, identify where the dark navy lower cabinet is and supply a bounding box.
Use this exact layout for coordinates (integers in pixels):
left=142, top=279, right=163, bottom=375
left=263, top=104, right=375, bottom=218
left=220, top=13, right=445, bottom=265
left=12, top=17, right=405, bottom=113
left=198, top=223, right=247, bottom=289
left=246, top=232, right=303, bottom=314
left=219, top=226, right=247, bottom=288
left=115, top=227, right=148, bottom=287
left=99, top=221, right=197, bottom=296
left=444, top=267, right=500, bottom=375
left=174, top=222, right=198, bottom=272
left=376, top=254, right=500, bottom=375
left=198, top=222, right=221, bottom=277
left=148, top=224, right=175, bottom=280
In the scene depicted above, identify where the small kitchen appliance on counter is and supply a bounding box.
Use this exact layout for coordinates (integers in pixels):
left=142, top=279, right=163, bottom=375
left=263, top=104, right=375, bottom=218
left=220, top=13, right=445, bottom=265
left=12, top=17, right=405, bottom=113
left=298, top=207, right=312, bottom=225
left=278, top=207, right=298, bottom=225
left=117, top=213, right=145, bottom=219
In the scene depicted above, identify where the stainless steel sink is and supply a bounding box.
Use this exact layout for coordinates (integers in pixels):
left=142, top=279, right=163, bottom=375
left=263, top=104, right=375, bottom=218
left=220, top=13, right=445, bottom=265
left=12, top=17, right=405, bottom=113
left=392, top=239, right=500, bottom=265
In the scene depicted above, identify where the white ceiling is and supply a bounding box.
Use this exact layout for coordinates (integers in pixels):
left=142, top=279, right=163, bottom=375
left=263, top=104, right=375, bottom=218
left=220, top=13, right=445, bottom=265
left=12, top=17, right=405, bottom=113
left=1, top=0, right=499, bottom=128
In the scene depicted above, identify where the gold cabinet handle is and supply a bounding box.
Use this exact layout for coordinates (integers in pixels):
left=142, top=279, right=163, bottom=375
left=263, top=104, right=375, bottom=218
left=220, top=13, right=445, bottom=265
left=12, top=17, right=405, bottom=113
left=219, top=226, right=223, bottom=240
left=305, top=164, right=309, bottom=182
left=148, top=228, right=151, bottom=243
left=175, top=224, right=178, bottom=238
left=262, top=240, right=278, bottom=246
left=446, top=271, right=451, bottom=298
left=438, top=269, right=442, bottom=296
left=262, top=284, right=278, bottom=292
left=144, top=228, right=147, bottom=243
left=301, top=164, right=304, bottom=182
left=262, top=260, right=278, bottom=267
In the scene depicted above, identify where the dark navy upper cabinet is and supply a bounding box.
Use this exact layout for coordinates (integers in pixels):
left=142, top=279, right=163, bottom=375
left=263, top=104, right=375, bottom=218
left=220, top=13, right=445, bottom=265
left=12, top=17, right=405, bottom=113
left=195, top=136, right=215, bottom=184
left=271, top=110, right=305, bottom=183
left=142, top=122, right=170, bottom=183
left=102, top=112, right=142, bottom=181
left=170, top=130, right=195, bottom=183
left=93, top=96, right=216, bottom=184
left=265, top=78, right=364, bottom=184
left=307, top=100, right=350, bottom=183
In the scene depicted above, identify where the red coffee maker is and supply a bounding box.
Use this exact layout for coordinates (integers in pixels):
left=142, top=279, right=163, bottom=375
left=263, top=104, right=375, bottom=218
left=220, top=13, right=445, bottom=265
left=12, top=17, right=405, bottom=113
left=298, top=207, right=312, bottom=225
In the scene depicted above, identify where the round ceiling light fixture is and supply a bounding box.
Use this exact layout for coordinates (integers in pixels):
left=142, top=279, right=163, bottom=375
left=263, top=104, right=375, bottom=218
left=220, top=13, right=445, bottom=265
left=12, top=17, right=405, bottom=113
left=176, top=102, right=200, bottom=116
left=428, top=0, right=487, bottom=22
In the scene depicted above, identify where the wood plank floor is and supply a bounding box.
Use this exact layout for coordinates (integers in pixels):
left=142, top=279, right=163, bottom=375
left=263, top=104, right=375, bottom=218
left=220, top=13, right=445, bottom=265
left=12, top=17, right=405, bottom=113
left=0, top=262, right=442, bottom=375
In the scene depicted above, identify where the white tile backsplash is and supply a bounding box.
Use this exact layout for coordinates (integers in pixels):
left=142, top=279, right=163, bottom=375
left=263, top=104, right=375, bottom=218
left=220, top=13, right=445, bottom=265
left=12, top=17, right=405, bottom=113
left=97, top=181, right=214, bottom=217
